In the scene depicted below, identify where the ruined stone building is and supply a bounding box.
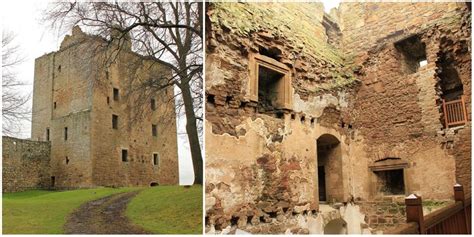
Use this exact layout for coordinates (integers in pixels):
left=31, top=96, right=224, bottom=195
left=205, top=2, right=471, bottom=234
left=3, top=26, right=179, bottom=192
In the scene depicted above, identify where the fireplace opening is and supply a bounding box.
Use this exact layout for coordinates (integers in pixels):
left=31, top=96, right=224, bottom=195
left=374, top=169, right=405, bottom=195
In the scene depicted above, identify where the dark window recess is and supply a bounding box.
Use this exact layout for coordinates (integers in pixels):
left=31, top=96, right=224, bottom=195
left=54, top=102, right=57, bottom=109
left=112, top=114, right=118, bottom=129
left=51, top=176, right=55, bottom=188
left=207, top=94, right=215, bottom=105
left=65, top=156, right=69, bottom=165
left=46, top=128, right=50, bottom=141
left=151, top=99, right=156, bottom=110
left=258, top=65, right=284, bottom=113
left=394, top=35, right=426, bottom=74
left=64, top=127, right=68, bottom=141
left=58, top=65, right=61, bottom=72
left=153, top=153, right=159, bottom=165
left=107, top=97, right=110, bottom=105
left=113, top=88, right=119, bottom=101
left=152, top=124, right=157, bottom=137
left=258, top=46, right=282, bottom=61
left=122, top=149, right=128, bottom=162
left=374, top=169, right=405, bottom=195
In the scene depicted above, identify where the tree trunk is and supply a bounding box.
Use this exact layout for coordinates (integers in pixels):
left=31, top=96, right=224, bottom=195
left=179, top=80, right=203, bottom=185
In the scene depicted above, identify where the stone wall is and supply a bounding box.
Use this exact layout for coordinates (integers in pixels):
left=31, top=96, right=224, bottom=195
left=205, top=2, right=471, bottom=234
left=2, top=136, right=51, bottom=192
left=31, top=26, right=179, bottom=188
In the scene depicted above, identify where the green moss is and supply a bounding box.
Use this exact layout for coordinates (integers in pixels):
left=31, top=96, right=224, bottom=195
left=211, top=2, right=345, bottom=65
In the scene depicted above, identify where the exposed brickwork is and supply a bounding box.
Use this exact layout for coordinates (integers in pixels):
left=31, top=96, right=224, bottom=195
left=205, top=2, right=471, bottom=234
left=2, top=136, right=51, bottom=192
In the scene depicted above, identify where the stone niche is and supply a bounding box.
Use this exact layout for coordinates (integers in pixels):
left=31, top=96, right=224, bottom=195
left=369, top=158, right=408, bottom=197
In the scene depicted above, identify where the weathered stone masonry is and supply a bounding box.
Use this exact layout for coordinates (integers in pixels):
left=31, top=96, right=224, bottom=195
left=27, top=26, right=179, bottom=189
left=2, top=136, right=51, bottom=193
left=205, top=2, right=471, bottom=234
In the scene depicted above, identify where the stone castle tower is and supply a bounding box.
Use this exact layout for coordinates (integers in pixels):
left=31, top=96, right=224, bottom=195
left=31, top=26, right=179, bottom=188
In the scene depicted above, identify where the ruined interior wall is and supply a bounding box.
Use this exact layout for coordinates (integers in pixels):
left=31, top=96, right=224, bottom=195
left=91, top=50, right=179, bottom=187
left=337, top=2, right=464, bottom=59
left=343, top=5, right=471, bottom=200
left=205, top=2, right=361, bottom=232
left=2, top=137, right=51, bottom=192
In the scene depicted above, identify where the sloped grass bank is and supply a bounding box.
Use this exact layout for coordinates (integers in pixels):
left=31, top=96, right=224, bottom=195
left=3, top=188, right=136, bottom=234
left=126, top=185, right=203, bottom=234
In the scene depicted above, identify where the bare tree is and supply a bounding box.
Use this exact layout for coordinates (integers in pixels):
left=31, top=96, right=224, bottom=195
left=2, top=31, right=30, bottom=137
left=44, top=2, right=203, bottom=184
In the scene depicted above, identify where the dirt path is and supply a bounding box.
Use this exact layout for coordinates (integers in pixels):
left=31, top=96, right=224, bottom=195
left=64, top=191, right=150, bottom=234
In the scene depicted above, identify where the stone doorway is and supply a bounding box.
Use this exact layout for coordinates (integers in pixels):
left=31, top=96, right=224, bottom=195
left=318, top=166, right=326, bottom=201
left=317, top=134, right=343, bottom=203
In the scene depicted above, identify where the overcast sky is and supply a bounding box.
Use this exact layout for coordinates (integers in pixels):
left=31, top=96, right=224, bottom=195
left=1, top=1, right=195, bottom=185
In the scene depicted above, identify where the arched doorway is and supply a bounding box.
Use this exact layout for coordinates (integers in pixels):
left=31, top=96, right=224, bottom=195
left=150, top=182, right=159, bottom=187
left=317, top=134, right=343, bottom=203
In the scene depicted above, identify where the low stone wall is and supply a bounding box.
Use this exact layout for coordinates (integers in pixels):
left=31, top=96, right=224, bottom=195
left=2, top=136, right=51, bottom=192
left=358, top=198, right=407, bottom=233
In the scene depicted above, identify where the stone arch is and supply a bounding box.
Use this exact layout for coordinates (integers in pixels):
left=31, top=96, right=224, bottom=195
left=150, top=182, right=159, bottom=187
left=317, top=133, right=343, bottom=203
left=324, top=218, right=348, bottom=234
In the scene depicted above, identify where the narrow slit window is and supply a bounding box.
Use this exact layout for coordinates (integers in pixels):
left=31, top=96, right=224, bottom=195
left=153, top=153, right=159, bottom=166
left=151, top=99, right=156, bottom=111
left=113, top=88, right=119, bottom=101
left=46, top=128, right=50, bottom=141
left=54, top=102, right=57, bottom=109
left=64, top=127, right=68, bottom=141
left=152, top=124, right=157, bottom=137
left=112, top=114, right=118, bottom=129
left=122, top=149, right=128, bottom=162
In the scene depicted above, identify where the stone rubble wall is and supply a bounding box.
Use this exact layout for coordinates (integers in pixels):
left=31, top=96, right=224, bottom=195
left=2, top=136, right=51, bottom=192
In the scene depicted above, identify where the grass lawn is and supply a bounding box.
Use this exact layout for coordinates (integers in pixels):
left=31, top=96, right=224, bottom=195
left=126, top=185, right=203, bottom=234
left=2, top=187, right=137, bottom=234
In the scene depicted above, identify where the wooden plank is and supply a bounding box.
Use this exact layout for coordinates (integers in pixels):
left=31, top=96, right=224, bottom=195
left=443, top=99, right=448, bottom=127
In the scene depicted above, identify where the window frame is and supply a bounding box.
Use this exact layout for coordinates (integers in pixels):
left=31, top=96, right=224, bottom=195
left=248, top=53, right=292, bottom=109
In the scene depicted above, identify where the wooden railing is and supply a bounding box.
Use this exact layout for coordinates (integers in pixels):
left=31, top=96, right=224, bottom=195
left=386, top=185, right=471, bottom=234
left=443, top=96, right=468, bottom=127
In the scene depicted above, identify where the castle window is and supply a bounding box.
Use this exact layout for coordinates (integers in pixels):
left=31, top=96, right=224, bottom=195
left=113, top=88, right=119, bottom=101
left=153, top=153, right=159, bottom=166
left=395, top=35, right=426, bottom=74
left=64, top=127, right=68, bottom=141
left=65, top=156, right=69, bottom=165
left=46, top=128, right=50, bottom=141
left=151, top=98, right=156, bottom=111
left=58, top=65, right=61, bottom=72
left=249, top=54, right=292, bottom=113
left=112, top=114, right=118, bottom=129
left=107, top=97, right=110, bottom=105
left=121, top=149, right=128, bottom=162
left=54, top=102, right=57, bottom=109
left=152, top=124, right=157, bottom=137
